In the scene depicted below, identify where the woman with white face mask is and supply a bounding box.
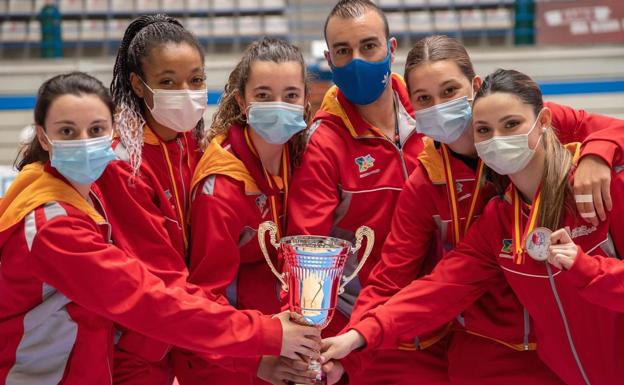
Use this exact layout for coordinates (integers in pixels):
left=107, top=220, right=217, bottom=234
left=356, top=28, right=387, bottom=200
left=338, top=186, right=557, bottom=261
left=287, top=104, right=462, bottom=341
left=321, top=35, right=624, bottom=385
left=321, top=68, right=624, bottom=385
left=171, top=37, right=318, bottom=385
left=97, top=15, right=319, bottom=385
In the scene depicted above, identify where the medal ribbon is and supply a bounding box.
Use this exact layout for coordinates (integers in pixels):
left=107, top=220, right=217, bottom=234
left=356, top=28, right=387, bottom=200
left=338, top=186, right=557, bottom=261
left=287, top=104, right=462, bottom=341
left=441, top=144, right=485, bottom=246
left=244, top=127, right=290, bottom=239
left=159, top=134, right=192, bottom=253
left=511, top=185, right=542, bottom=265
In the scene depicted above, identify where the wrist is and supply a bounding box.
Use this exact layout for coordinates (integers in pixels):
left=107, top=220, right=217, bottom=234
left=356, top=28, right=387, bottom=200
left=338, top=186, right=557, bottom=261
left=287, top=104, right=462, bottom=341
left=346, top=329, right=365, bottom=351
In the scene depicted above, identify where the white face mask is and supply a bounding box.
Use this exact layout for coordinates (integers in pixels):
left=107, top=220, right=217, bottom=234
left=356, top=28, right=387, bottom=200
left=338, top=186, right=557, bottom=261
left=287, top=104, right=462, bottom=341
left=142, top=79, right=207, bottom=133
left=475, top=110, right=544, bottom=175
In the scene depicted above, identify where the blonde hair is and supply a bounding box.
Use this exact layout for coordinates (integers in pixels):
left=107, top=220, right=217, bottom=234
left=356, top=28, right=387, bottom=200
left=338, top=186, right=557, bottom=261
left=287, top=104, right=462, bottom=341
left=204, top=37, right=310, bottom=167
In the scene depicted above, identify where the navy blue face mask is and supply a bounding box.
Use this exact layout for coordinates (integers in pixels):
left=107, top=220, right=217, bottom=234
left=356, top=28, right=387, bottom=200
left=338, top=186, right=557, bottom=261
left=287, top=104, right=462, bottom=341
left=330, top=42, right=392, bottom=106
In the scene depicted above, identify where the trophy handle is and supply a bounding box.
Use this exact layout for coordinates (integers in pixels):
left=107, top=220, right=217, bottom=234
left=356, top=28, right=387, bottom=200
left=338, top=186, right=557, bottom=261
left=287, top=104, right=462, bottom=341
left=258, top=221, right=289, bottom=291
left=339, top=225, right=374, bottom=294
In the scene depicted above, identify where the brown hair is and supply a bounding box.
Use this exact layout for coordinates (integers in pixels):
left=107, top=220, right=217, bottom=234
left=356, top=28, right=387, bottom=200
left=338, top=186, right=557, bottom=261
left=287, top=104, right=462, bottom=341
left=15, top=72, right=114, bottom=171
left=205, top=36, right=310, bottom=167
left=111, top=14, right=205, bottom=174
left=475, top=68, right=574, bottom=230
left=404, top=35, right=476, bottom=94
left=324, top=0, right=389, bottom=41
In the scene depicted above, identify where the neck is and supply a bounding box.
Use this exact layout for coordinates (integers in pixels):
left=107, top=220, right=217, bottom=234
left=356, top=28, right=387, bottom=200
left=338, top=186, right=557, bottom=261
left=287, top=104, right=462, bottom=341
left=509, top=149, right=545, bottom=203
left=145, top=113, right=178, bottom=141
left=249, top=128, right=282, bottom=175
left=70, top=181, right=92, bottom=200
left=356, top=85, right=396, bottom=138
left=446, top=128, right=477, bottom=158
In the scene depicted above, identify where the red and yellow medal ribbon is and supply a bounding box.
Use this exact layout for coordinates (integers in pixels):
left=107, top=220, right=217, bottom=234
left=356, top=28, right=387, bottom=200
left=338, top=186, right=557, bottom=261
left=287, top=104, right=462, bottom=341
left=440, top=144, right=485, bottom=246
left=159, top=134, right=192, bottom=253
left=511, top=185, right=542, bottom=265
left=244, top=127, right=290, bottom=239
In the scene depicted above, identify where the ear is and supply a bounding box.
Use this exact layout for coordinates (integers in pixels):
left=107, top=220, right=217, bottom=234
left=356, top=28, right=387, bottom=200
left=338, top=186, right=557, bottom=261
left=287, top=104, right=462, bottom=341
left=472, top=75, right=483, bottom=96
left=324, top=50, right=332, bottom=67
left=540, top=106, right=552, bottom=131
left=36, top=125, right=50, bottom=152
left=234, top=90, right=247, bottom=117
left=129, top=72, right=145, bottom=99
left=389, top=37, right=397, bottom=64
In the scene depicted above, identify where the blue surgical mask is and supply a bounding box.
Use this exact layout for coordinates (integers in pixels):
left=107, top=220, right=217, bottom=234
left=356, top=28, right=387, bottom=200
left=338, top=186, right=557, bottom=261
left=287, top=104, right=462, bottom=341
left=415, top=96, right=473, bottom=144
left=330, top=43, right=392, bottom=106
left=45, top=132, right=116, bottom=185
left=248, top=102, right=307, bottom=145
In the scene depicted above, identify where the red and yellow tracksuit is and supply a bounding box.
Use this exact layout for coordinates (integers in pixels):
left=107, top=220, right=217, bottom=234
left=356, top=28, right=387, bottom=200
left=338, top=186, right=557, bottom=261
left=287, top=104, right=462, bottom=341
left=0, top=162, right=282, bottom=385
left=95, top=126, right=201, bottom=384
left=287, top=74, right=449, bottom=384
left=347, top=103, right=624, bottom=384
left=353, top=143, right=624, bottom=385
left=171, top=125, right=286, bottom=385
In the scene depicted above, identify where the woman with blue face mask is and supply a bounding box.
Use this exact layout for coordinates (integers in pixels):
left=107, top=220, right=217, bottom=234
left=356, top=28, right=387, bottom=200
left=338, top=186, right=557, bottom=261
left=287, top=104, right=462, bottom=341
left=170, top=37, right=317, bottom=385
left=0, top=72, right=316, bottom=385
left=323, top=35, right=624, bottom=384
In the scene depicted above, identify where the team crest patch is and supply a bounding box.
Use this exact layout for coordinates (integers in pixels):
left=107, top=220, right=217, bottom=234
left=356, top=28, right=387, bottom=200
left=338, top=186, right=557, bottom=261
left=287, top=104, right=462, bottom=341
left=355, top=154, right=375, bottom=173
left=255, top=194, right=268, bottom=215
left=501, top=239, right=512, bottom=254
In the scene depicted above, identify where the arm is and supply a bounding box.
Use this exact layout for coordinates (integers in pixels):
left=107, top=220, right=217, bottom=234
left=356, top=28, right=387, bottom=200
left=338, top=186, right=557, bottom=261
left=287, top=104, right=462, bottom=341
left=352, top=206, right=504, bottom=351
left=552, top=172, right=624, bottom=311
left=350, top=168, right=439, bottom=322
left=547, top=102, right=624, bottom=222
left=188, top=176, right=246, bottom=308
left=287, top=125, right=341, bottom=236
left=30, top=214, right=282, bottom=358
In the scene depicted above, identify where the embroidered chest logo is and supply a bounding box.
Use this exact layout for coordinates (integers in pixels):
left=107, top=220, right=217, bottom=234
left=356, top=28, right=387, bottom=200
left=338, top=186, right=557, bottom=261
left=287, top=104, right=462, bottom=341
left=255, top=194, right=269, bottom=217
left=355, top=154, right=375, bottom=173
left=499, top=239, right=513, bottom=259
left=569, top=225, right=597, bottom=239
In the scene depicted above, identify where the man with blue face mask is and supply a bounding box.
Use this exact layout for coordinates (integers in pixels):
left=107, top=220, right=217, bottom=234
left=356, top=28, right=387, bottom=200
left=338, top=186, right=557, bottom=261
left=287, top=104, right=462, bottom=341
left=287, top=1, right=446, bottom=384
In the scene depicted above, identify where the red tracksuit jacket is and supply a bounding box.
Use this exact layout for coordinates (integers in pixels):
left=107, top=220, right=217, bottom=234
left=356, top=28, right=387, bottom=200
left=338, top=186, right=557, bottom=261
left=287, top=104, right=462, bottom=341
left=0, top=163, right=282, bottom=385
left=172, top=125, right=284, bottom=384
left=351, top=103, right=624, bottom=341
left=353, top=156, right=624, bottom=385
left=287, top=74, right=423, bottom=336
left=95, top=126, right=201, bottom=365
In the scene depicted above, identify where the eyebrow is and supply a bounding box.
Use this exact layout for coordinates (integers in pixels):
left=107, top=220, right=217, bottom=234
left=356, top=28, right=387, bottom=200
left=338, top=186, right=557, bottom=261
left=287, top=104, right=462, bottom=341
left=154, top=69, right=176, bottom=76
left=89, top=119, right=108, bottom=124
left=253, top=85, right=273, bottom=91
left=360, top=36, right=381, bottom=45
left=284, top=86, right=303, bottom=91
left=52, top=120, right=76, bottom=125
left=499, top=114, right=522, bottom=122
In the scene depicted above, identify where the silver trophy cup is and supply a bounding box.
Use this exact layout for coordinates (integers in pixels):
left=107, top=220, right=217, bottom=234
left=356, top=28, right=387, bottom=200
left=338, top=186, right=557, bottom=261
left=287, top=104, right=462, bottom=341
left=258, top=221, right=374, bottom=383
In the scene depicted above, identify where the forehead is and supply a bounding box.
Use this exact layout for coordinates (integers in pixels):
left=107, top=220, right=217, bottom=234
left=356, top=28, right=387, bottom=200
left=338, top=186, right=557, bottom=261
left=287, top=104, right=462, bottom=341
left=46, top=94, right=111, bottom=122
left=408, top=61, right=468, bottom=88
left=141, top=42, right=203, bottom=73
left=325, top=9, right=386, bottom=46
left=473, top=92, right=534, bottom=119
left=247, top=61, right=304, bottom=89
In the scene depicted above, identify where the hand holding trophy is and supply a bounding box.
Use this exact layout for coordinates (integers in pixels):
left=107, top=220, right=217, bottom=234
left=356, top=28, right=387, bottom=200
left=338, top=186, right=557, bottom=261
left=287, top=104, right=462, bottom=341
left=258, top=221, right=374, bottom=384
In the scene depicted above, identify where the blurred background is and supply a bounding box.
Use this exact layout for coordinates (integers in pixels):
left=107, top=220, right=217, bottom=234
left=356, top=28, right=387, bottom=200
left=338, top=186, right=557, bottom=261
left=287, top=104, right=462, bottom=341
left=1, top=0, right=623, bottom=191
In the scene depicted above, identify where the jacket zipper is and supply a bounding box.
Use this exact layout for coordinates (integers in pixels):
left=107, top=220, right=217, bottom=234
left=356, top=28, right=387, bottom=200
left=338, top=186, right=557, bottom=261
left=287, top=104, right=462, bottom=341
left=522, top=307, right=530, bottom=350
left=177, top=138, right=187, bottom=216
left=545, top=262, right=591, bottom=385
left=90, top=192, right=112, bottom=243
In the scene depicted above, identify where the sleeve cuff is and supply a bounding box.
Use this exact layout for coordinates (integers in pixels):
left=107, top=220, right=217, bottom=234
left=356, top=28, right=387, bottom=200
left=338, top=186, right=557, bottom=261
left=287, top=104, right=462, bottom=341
left=351, top=317, right=383, bottom=351
left=233, top=355, right=262, bottom=374
left=566, top=248, right=600, bottom=288
left=259, top=316, right=283, bottom=356
left=580, top=140, right=617, bottom=168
